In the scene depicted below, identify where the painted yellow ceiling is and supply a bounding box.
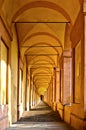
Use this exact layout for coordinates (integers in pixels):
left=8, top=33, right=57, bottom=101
left=16, top=23, right=65, bottom=49
left=2, top=0, right=80, bottom=24
left=1, top=0, right=82, bottom=95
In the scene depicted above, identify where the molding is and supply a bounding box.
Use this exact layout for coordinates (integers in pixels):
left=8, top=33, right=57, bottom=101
left=0, top=116, right=8, bottom=121
left=59, top=50, right=72, bottom=67
left=1, top=37, right=9, bottom=48
left=83, top=1, right=86, bottom=13
left=19, top=57, right=24, bottom=69
left=0, top=19, right=11, bottom=47
left=70, top=10, right=83, bottom=48
left=58, top=108, right=64, bottom=111
left=71, top=113, right=86, bottom=121
left=63, top=50, right=72, bottom=57
left=59, top=53, right=63, bottom=66
left=56, top=68, right=60, bottom=72
left=0, top=12, right=13, bottom=41
left=63, top=56, right=72, bottom=58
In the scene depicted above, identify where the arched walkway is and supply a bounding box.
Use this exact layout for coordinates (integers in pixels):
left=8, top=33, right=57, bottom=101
left=1, top=1, right=86, bottom=130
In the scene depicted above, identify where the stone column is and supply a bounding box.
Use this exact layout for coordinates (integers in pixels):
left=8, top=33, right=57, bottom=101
left=83, top=2, right=86, bottom=111
left=26, top=68, right=31, bottom=111
left=56, top=68, right=60, bottom=103
left=33, top=84, right=35, bottom=106
left=34, top=87, right=36, bottom=106
left=0, top=36, right=1, bottom=104
left=52, top=76, right=55, bottom=103
left=25, top=58, right=28, bottom=110
left=48, top=82, right=51, bottom=106
left=62, top=50, right=72, bottom=105
left=48, top=87, right=50, bottom=105
left=54, top=68, right=56, bottom=102
left=31, top=80, right=33, bottom=107
left=49, top=86, right=51, bottom=105
left=29, top=70, right=32, bottom=110
left=30, top=80, right=33, bottom=108
left=52, top=68, right=57, bottom=110
left=50, top=78, right=53, bottom=106
left=48, top=85, right=50, bottom=105
left=26, top=79, right=29, bottom=110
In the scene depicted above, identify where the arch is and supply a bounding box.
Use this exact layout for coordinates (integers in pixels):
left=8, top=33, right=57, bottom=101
left=26, top=55, right=57, bottom=67
left=29, top=58, right=55, bottom=68
left=31, top=66, right=52, bottom=75
left=24, top=42, right=61, bottom=54
left=34, top=78, right=51, bottom=83
left=33, top=70, right=52, bottom=77
left=21, top=32, right=63, bottom=48
left=33, top=71, right=52, bottom=77
left=79, top=0, right=83, bottom=5
left=12, top=1, right=72, bottom=24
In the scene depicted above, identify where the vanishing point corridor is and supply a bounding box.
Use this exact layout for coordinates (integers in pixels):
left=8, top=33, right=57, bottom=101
left=1, top=0, right=86, bottom=130
left=6, top=101, right=74, bottom=130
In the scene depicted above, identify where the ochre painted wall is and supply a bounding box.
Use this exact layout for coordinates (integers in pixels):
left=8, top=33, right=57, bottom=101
left=75, top=41, right=81, bottom=103
left=22, top=57, right=26, bottom=111
left=0, top=15, right=12, bottom=129
left=66, top=10, right=85, bottom=129
left=11, top=25, right=18, bottom=122
left=0, top=40, right=7, bottom=104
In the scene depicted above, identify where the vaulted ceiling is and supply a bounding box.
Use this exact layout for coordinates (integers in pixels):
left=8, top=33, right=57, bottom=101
left=1, top=0, right=83, bottom=95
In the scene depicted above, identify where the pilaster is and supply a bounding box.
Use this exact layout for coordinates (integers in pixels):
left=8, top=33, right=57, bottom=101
left=56, top=68, right=60, bottom=103
left=62, top=50, right=72, bottom=105
left=83, top=1, right=86, bottom=112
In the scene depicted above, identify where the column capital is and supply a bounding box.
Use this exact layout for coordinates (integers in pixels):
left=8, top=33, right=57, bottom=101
left=63, top=49, right=72, bottom=57
left=83, top=2, right=86, bottom=13
left=56, top=68, right=60, bottom=72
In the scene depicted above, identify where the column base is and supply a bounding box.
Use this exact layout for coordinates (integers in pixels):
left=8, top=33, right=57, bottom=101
left=0, top=105, right=9, bottom=130
left=70, top=114, right=86, bottom=130
left=52, top=102, right=57, bottom=111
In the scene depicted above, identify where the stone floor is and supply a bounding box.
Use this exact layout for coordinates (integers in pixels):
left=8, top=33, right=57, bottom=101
left=6, top=101, right=76, bottom=130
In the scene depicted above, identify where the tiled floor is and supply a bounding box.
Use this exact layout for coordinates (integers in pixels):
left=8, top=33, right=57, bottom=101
left=6, top=101, right=75, bottom=130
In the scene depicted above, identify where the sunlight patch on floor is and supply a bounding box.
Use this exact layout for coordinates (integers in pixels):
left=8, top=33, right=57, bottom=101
left=10, top=122, right=67, bottom=129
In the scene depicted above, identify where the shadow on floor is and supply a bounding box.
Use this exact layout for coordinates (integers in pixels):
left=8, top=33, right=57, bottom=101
left=19, top=111, right=62, bottom=122
left=10, top=102, right=76, bottom=130
left=18, top=102, right=62, bottom=122
left=31, top=106, right=51, bottom=111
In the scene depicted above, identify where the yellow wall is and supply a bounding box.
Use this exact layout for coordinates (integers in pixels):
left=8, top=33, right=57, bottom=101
left=75, top=41, right=81, bottom=103
left=0, top=41, right=1, bottom=104
left=22, top=57, right=26, bottom=111
left=11, top=25, right=18, bottom=122
left=0, top=40, right=7, bottom=104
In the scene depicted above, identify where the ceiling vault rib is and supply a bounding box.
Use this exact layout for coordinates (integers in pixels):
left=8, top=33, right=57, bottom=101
left=20, top=46, right=62, bottom=48
left=25, top=54, right=59, bottom=56
left=13, top=21, right=70, bottom=24
left=29, top=63, right=54, bottom=65
left=29, top=65, right=55, bottom=67
left=31, top=67, right=54, bottom=68
left=33, top=74, right=52, bottom=75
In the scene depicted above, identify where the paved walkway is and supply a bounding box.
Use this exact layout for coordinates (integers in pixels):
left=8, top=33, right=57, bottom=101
left=6, top=101, right=75, bottom=130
